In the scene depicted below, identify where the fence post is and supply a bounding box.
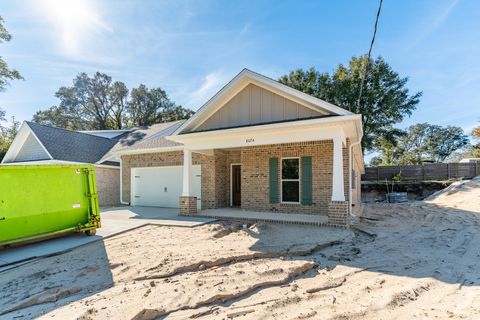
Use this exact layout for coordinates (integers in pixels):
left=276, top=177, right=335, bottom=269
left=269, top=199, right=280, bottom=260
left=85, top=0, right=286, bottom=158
left=447, top=163, right=450, bottom=179
left=377, top=167, right=380, bottom=181
left=422, top=165, right=425, bottom=180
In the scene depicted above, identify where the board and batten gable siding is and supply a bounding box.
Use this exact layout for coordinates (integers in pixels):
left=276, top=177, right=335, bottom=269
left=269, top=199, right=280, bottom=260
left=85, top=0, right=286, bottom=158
left=196, top=83, right=325, bottom=131
left=14, top=133, right=50, bottom=162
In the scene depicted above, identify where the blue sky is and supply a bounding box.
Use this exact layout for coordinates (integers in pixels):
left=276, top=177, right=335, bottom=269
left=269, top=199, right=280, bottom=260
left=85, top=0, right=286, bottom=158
left=1, top=0, right=479, bottom=138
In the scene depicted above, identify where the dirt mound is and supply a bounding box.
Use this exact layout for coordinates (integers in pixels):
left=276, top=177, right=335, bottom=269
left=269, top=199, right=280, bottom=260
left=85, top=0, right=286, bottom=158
left=425, top=176, right=480, bottom=212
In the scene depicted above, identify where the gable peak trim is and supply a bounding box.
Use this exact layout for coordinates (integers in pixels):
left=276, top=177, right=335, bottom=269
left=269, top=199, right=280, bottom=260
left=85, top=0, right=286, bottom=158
left=173, top=68, right=353, bottom=135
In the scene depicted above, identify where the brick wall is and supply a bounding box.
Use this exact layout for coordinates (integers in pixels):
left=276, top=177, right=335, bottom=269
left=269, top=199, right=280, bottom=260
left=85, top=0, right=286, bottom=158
left=121, top=139, right=352, bottom=225
left=240, top=140, right=350, bottom=216
left=328, top=201, right=349, bottom=225
left=179, top=196, right=197, bottom=214
left=95, top=166, right=120, bottom=207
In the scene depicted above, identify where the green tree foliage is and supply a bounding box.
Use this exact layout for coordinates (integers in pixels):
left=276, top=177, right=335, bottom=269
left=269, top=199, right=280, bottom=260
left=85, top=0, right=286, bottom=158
left=278, top=56, right=422, bottom=151
left=33, top=72, right=193, bottom=130
left=0, top=16, right=23, bottom=92
left=0, top=16, right=22, bottom=161
left=450, top=124, right=480, bottom=160
left=474, top=125, right=480, bottom=157
left=372, top=123, right=469, bottom=165
left=0, top=116, right=19, bottom=160
left=128, top=84, right=193, bottom=126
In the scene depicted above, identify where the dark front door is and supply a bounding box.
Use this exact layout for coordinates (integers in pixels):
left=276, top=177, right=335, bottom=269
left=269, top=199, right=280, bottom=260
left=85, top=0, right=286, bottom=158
left=231, top=165, right=241, bottom=206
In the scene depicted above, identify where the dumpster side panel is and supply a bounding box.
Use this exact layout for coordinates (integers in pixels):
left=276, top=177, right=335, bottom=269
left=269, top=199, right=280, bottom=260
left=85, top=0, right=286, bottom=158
left=0, top=165, right=100, bottom=246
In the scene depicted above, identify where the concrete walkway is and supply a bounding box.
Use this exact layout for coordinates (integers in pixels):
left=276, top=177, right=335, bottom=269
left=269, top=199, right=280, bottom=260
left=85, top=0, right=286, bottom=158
left=196, top=208, right=329, bottom=226
left=101, top=206, right=215, bottom=227
left=0, top=206, right=216, bottom=271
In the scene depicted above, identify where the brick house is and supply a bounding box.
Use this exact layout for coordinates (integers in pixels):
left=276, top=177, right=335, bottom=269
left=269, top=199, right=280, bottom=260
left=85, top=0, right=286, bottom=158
left=117, top=69, right=364, bottom=226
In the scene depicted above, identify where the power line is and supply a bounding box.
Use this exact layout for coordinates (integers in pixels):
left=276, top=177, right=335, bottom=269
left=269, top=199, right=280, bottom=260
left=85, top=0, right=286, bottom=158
left=357, top=0, right=383, bottom=108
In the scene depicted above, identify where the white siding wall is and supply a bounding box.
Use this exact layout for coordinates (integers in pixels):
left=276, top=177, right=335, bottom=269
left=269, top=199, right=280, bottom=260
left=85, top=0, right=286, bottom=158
left=14, top=133, right=50, bottom=162
left=196, top=84, right=323, bottom=131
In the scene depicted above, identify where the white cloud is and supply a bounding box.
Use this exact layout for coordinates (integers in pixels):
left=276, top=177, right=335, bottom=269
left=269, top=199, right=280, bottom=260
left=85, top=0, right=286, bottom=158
left=403, top=0, right=460, bottom=52
left=184, top=71, right=229, bottom=110
left=32, top=0, right=113, bottom=60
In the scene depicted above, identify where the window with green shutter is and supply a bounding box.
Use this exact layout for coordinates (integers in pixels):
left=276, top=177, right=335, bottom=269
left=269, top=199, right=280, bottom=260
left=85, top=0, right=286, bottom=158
left=269, top=157, right=279, bottom=203
left=301, top=156, right=312, bottom=205
left=281, top=158, right=300, bottom=203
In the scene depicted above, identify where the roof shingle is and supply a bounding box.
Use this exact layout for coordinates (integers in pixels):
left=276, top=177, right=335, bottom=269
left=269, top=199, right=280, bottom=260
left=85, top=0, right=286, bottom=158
left=26, top=122, right=118, bottom=164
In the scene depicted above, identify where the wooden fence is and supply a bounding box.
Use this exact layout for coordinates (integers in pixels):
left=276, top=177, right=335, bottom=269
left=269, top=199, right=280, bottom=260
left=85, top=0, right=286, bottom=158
left=362, top=162, right=480, bottom=181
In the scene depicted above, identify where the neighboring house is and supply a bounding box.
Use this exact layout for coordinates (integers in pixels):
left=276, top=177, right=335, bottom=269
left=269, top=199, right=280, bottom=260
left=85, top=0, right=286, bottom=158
left=1, top=121, right=184, bottom=207
left=116, top=69, right=364, bottom=226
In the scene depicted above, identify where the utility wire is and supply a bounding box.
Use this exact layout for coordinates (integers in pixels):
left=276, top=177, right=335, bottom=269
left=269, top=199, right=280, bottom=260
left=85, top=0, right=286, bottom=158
left=357, top=0, right=383, bottom=108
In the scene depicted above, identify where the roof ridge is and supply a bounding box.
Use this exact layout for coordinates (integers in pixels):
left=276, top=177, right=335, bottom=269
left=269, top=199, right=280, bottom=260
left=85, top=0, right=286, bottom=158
left=26, top=121, right=118, bottom=142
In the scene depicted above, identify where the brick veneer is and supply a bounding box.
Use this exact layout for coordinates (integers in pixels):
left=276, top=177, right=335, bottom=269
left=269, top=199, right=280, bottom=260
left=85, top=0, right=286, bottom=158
left=95, top=166, right=120, bottom=207
left=328, top=201, right=349, bottom=226
left=240, top=140, right=350, bottom=218
left=179, top=196, right=197, bottom=214
left=121, top=139, right=352, bottom=226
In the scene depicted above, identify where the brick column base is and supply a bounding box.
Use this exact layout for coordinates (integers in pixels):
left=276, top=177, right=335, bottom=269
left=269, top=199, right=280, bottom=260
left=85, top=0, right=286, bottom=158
left=179, top=196, right=197, bottom=215
left=328, top=201, right=349, bottom=226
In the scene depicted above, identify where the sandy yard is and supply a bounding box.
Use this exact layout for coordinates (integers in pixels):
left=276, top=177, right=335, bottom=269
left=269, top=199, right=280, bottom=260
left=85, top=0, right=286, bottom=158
left=1, top=177, right=479, bottom=320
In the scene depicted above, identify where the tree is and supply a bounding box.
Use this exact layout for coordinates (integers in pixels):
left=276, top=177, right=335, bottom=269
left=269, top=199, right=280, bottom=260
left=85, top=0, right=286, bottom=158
left=0, top=116, right=19, bottom=160
left=278, top=56, right=422, bottom=151
left=371, top=127, right=406, bottom=165
left=0, top=16, right=22, bottom=161
left=32, top=105, right=91, bottom=130
left=128, top=85, right=193, bottom=126
left=0, top=16, right=23, bottom=92
left=374, top=123, right=469, bottom=165
left=34, top=72, right=192, bottom=130
left=473, top=124, right=480, bottom=142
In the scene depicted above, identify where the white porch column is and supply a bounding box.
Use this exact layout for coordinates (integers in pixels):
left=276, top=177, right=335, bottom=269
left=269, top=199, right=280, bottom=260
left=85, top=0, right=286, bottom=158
left=182, top=148, right=192, bottom=196
left=331, top=136, right=345, bottom=201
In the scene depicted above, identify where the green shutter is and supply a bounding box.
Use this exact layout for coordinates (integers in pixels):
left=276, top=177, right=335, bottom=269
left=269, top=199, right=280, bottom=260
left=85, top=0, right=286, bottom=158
left=269, top=157, right=279, bottom=203
left=301, top=156, right=312, bottom=205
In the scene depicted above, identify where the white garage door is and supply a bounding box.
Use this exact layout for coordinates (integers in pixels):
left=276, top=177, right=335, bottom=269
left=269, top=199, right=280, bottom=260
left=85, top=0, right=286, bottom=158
left=131, top=165, right=201, bottom=208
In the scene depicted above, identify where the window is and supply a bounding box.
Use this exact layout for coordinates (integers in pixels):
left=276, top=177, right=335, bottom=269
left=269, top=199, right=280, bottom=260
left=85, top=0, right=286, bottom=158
left=352, top=170, right=356, bottom=189
left=281, top=158, right=300, bottom=203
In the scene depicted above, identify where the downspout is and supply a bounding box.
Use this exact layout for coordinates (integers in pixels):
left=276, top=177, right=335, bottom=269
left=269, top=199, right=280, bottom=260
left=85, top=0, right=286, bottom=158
left=348, top=138, right=363, bottom=218
left=119, top=157, right=129, bottom=205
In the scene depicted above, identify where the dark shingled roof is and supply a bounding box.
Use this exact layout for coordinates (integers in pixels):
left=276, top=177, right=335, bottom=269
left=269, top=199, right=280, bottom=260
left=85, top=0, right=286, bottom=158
left=26, top=121, right=118, bottom=164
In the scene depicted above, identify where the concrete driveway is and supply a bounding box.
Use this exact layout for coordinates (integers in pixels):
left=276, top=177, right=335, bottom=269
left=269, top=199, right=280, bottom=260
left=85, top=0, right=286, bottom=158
left=0, top=206, right=216, bottom=271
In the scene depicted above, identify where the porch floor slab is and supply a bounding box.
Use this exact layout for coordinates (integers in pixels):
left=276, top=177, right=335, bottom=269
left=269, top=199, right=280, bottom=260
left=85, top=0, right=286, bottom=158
left=195, top=208, right=330, bottom=226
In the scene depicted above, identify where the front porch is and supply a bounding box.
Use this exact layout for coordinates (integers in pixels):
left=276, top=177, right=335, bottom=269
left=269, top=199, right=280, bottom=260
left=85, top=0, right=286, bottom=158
left=178, top=138, right=351, bottom=226
left=193, top=207, right=332, bottom=227
left=170, top=116, right=360, bottom=227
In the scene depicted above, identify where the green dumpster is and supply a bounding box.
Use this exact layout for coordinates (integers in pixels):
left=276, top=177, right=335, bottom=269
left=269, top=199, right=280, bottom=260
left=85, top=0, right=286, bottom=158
left=0, top=164, right=101, bottom=247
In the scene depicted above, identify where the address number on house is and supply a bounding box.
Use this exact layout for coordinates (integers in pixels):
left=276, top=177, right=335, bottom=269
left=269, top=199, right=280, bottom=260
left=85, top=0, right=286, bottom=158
left=245, top=138, right=255, bottom=143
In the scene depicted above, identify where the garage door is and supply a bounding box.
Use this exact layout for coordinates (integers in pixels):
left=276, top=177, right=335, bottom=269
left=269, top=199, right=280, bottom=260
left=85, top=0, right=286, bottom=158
left=131, top=165, right=201, bottom=208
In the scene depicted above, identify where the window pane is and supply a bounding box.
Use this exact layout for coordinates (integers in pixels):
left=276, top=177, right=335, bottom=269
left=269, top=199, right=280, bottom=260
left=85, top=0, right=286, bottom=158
left=282, top=159, right=299, bottom=179
left=282, top=181, right=299, bottom=202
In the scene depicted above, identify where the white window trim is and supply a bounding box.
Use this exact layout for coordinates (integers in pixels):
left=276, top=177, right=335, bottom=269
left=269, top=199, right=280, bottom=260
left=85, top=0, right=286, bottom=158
left=280, top=157, right=301, bottom=204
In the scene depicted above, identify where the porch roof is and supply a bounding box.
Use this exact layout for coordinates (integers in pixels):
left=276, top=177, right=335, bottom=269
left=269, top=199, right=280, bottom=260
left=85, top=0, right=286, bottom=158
left=166, top=114, right=362, bottom=151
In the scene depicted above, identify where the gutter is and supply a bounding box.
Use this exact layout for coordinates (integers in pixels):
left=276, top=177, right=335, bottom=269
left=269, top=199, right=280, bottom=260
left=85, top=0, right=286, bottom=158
left=115, top=146, right=183, bottom=156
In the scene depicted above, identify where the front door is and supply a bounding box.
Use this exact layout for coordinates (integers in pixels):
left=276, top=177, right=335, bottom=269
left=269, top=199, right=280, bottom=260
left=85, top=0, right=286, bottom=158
left=231, top=164, right=241, bottom=206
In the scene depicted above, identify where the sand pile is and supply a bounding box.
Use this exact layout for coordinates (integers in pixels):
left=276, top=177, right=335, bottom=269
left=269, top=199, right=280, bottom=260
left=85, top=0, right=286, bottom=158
left=1, top=178, right=479, bottom=320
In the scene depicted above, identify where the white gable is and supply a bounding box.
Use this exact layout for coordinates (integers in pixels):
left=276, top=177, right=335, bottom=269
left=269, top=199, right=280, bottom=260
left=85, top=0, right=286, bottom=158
left=14, top=132, right=50, bottom=162
left=196, top=83, right=327, bottom=132
left=2, top=122, right=52, bottom=163
left=174, top=69, right=352, bottom=135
